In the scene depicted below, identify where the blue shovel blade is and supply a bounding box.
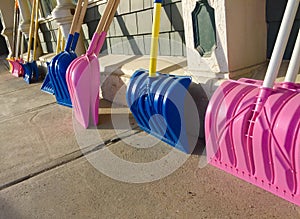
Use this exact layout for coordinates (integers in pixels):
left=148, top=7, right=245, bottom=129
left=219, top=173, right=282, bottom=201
left=48, top=33, right=78, bottom=108
left=22, top=61, right=39, bottom=84
left=41, top=73, right=54, bottom=95
left=126, top=70, right=193, bottom=153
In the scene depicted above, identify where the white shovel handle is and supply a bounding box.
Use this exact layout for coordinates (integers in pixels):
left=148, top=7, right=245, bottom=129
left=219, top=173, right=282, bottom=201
left=285, top=28, right=300, bottom=83
left=263, top=0, right=300, bottom=88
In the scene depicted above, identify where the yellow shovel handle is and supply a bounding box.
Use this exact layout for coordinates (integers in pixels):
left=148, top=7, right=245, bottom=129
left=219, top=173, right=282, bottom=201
left=27, top=0, right=36, bottom=62
left=149, top=2, right=162, bottom=78
left=33, top=0, right=39, bottom=61
left=56, top=28, right=62, bottom=55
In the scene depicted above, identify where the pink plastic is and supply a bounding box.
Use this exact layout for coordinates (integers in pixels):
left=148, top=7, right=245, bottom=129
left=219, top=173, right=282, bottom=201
left=66, top=32, right=106, bottom=128
left=8, top=58, right=24, bottom=77
left=205, top=79, right=300, bottom=206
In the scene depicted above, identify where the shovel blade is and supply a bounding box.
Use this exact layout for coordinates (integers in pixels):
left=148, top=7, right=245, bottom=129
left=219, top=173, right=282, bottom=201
left=126, top=70, right=192, bottom=153
left=66, top=54, right=100, bottom=128
left=49, top=52, right=75, bottom=107
left=41, top=73, right=54, bottom=95
left=205, top=79, right=300, bottom=206
left=11, top=60, right=23, bottom=77
left=22, top=61, right=39, bottom=84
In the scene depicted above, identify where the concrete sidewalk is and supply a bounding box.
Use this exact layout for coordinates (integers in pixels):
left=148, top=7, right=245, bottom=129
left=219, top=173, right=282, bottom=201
left=0, top=59, right=299, bottom=218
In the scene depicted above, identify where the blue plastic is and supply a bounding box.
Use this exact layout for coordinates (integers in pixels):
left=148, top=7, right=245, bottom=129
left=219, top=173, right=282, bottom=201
left=126, top=69, right=193, bottom=153
left=48, top=32, right=80, bottom=107
left=154, top=0, right=163, bottom=3
left=41, top=62, right=54, bottom=95
left=22, top=60, right=39, bottom=84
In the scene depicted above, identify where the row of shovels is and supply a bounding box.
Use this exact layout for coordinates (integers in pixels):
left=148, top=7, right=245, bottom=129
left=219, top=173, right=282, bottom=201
left=7, top=0, right=39, bottom=83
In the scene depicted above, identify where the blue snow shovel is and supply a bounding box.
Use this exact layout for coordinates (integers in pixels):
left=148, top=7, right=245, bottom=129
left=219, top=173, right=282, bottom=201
left=126, top=0, right=193, bottom=153
left=22, top=0, right=39, bottom=84
left=41, top=28, right=64, bottom=95
left=48, top=0, right=88, bottom=107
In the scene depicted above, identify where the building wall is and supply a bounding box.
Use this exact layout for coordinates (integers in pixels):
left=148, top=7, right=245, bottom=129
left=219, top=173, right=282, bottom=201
left=37, top=0, right=186, bottom=57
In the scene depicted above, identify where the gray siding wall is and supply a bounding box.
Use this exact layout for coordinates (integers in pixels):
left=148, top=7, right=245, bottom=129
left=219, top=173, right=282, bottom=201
left=38, top=0, right=185, bottom=57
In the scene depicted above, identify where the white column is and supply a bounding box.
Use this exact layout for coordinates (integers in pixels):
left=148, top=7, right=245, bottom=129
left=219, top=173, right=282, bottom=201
left=52, top=0, right=85, bottom=55
left=0, top=0, right=15, bottom=57
left=18, top=0, right=31, bottom=37
left=182, top=0, right=267, bottom=79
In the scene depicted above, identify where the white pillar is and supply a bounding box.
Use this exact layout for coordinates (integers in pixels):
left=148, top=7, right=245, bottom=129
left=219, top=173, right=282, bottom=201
left=18, top=0, right=31, bottom=37
left=52, top=0, right=86, bottom=55
left=0, top=0, right=15, bottom=57
left=182, top=0, right=267, bottom=79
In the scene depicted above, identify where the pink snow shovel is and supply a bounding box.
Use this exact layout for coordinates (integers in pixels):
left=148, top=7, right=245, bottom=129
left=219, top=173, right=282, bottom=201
left=66, top=0, right=120, bottom=128
left=205, top=0, right=300, bottom=206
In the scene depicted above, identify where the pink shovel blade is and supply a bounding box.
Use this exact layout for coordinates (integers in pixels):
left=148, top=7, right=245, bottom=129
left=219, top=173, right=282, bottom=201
left=67, top=56, right=91, bottom=128
left=11, top=59, right=24, bottom=77
left=66, top=32, right=105, bottom=128
left=66, top=54, right=100, bottom=128
left=205, top=79, right=300, bottom=206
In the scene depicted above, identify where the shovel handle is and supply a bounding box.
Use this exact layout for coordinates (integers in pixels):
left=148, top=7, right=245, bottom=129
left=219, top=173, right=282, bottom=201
left=263, top=0, right=300, bottom=88
left=86, top=0, right=119, bottom=56
left=149, top=0, right=162, bottom=78
left=94, top=0, right=120, bottom=55
left=33, top=0, right=39, bottom=61
left=20, top=32, right=24, bottom=59
left=95, top=0, right=117, bottom=34
left=70, top=0, right=86, bottom=35
left=56, top=28, right=62, bottom=55
left=27, top=0, right=36, bottom=62
left=74, top=0, right=88, bottom=34
left=71, top=32, right=80, bottom=51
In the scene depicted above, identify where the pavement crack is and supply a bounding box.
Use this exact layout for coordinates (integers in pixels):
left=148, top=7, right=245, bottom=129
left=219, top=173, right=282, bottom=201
left=0, top=84, right=41, bottom=96
left=0, top=129, right=142, bottom=191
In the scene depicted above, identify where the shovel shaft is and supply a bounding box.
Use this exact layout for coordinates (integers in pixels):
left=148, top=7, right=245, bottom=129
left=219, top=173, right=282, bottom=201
left=87, top=0, right=119, bottom=56
left=33, top=0, right=39, bottom=61
left=285, top=28, right=300, bottom=83
left=263, top=0, right=300, bottom=88
left=27, top=0, right=36, bottom=62
left=149, top=1, right=162, bottom=78
left=56, top=28, right=62, bottom=54
left=69, top=0, right=85, bottom=34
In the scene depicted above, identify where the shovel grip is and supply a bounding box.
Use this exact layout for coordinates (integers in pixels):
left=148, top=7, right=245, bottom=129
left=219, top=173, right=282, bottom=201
left=149, top=1, right=162, bottom=78
left=71, top=32, right=80, bottom=51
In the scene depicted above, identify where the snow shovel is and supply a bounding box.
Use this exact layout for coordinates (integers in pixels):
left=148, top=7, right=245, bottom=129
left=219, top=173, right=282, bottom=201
left=66, top=0, right=120, bottom=128
left=48, top=0, right=88, bottom=107
left=11, top=27, right=24, bottom=77
left=7, top=0, right=20, bottom=74
left=22, top=0, right=39, bottom=84
left=205, top=0, right=300, bottom=206
left=126, top=0, right=192, bottom=153
left=41, top=28, right=64, bottom=95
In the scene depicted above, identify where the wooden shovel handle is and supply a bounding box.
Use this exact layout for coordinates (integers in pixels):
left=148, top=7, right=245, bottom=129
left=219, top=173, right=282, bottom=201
left=74, top=0, right=88, bottom=33
left=103, top=0, right=120, bottom=33
left=27, top=0, right=36, bottom=62
left=69, top=0, right=86, bottom=35
left=33, top=0, right=39, bottom=61
left=56, top=28, right=62, bottom=55
left=95, top=0, right=118, bottom=34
